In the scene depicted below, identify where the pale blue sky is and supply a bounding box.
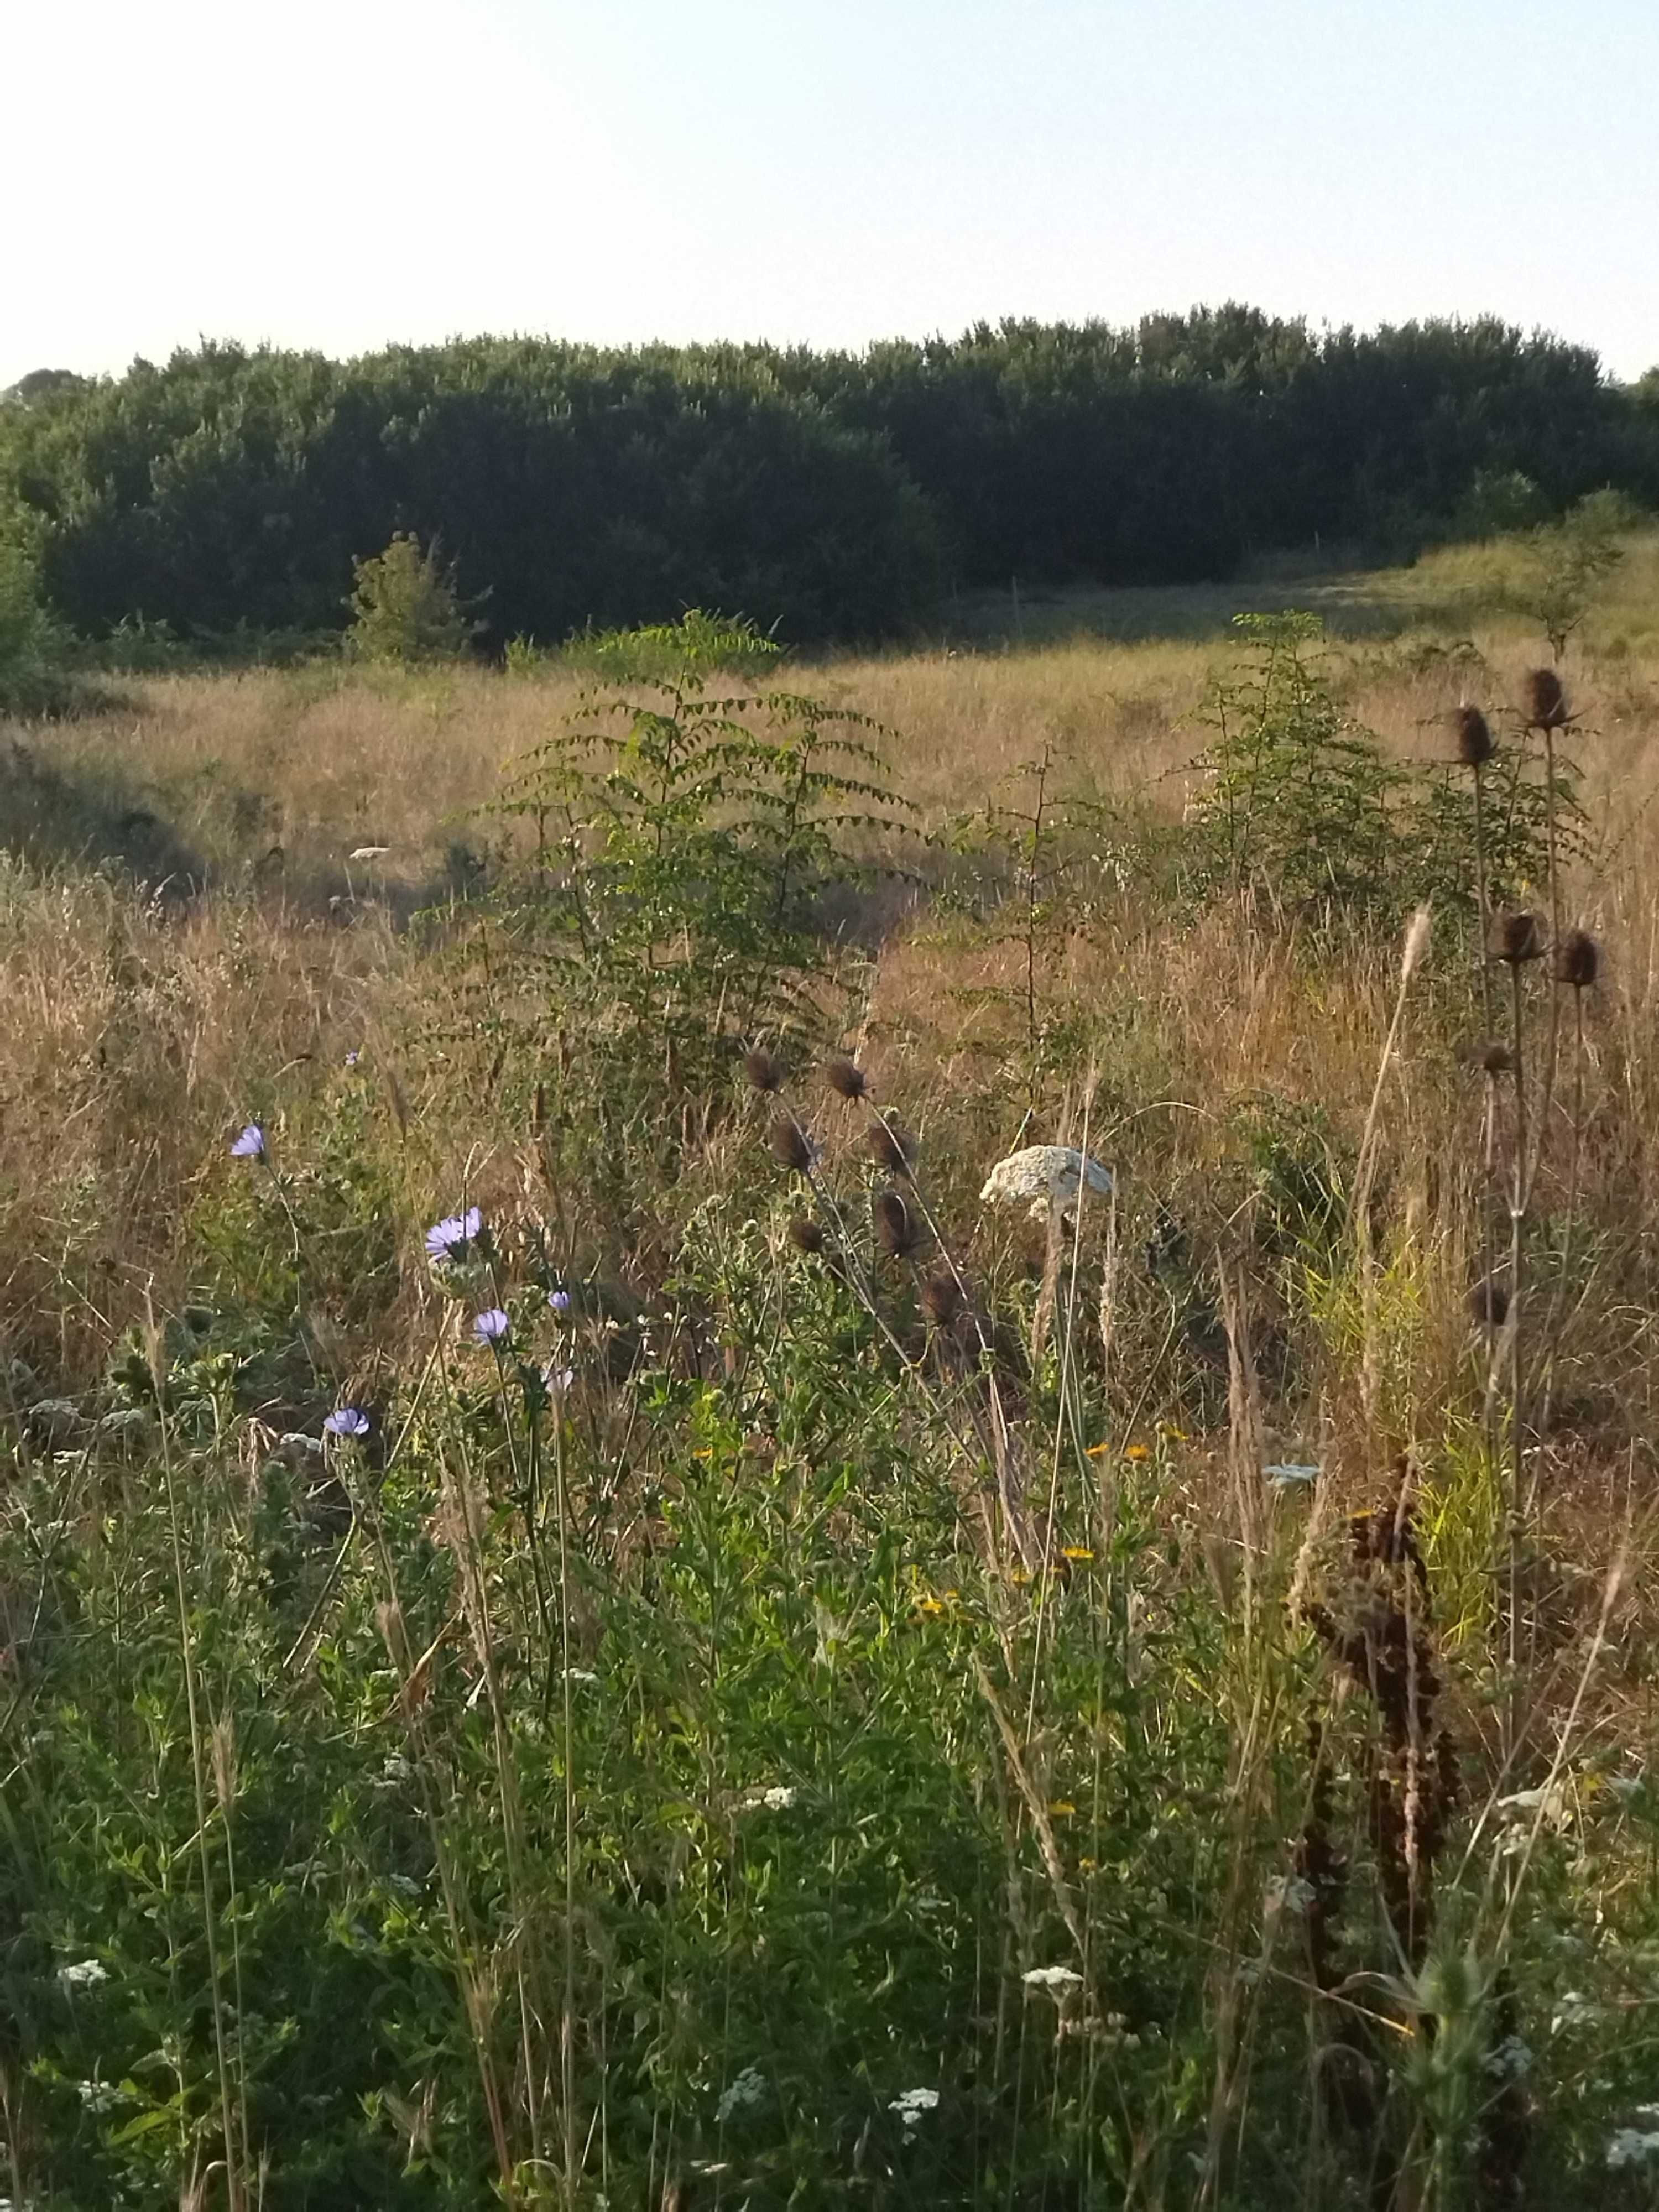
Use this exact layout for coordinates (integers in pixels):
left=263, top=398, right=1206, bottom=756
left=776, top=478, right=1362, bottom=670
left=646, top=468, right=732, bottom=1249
left=7, top=0, right=1655, bottom=389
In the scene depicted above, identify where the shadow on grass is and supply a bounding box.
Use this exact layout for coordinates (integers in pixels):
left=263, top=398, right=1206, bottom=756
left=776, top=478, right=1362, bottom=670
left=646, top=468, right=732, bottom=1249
left=1, top=736, right=208, bottom=897
left=947, top=561, right=1501, bottom=651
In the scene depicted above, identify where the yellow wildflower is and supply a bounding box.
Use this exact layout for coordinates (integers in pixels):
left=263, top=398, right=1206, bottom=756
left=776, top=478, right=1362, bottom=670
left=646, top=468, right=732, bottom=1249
left=1061, top=1546, right=1094, bottom=1563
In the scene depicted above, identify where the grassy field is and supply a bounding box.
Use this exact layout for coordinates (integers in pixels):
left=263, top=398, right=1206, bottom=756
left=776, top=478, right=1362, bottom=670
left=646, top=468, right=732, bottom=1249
left=3, top=532, right=1659, bottom=2208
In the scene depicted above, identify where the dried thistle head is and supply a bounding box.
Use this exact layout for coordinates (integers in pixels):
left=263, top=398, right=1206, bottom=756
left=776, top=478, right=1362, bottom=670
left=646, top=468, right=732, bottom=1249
left=1523, top=667, right=1568, bottom=731
left=787, top=1214, right=825, bottom=1254
left=1491, top=910, right=1544, bottom=965
left=874, top=1190, right=918, bottom=1258
left=866, top=1118, right=915, bottom=1178
left=1479, top=1039, right=1516, bottom=1076
left=1453, top=704, right=1494, bottom=767
left=1557, top=928, right=1600, bottom=989
left=745, top=1046, right=785, bottom=1093
left=769, top=1117, right=815, bottom=1175
left=921, top=1271, right=964, bottom=1327
left=1469, top=1279, right=1511, bottom=1330
left=823, top=1056, right=868, bottom=1101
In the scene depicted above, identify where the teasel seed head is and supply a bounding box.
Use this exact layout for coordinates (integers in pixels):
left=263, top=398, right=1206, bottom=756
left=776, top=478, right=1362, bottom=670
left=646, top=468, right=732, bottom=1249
left=1491, top=910, right=1544, bottom=965
left=1557, top=928, right=1600, bottom=990
left=921, top=1271, right=964, bottom=1327
left=873, top=1190, right=918, bottom=1258
left=1469, top=1278, right=1511, bottom=1330
left=1523, top=667, right=1567, bottom=731
left=745, top=1046, right=785, bottom=1093
left=787, top=1214, right=825, bottom=1254
left=769, top=1117, right=815, bottom=1175
left=823, top=1056, right=868, bottom=1100
left=1479, top=1040, right=1515, bottom=1076
left=1453, top=704, right=1494, bottom=767
left=866, top=1118, right=915, bottom=1178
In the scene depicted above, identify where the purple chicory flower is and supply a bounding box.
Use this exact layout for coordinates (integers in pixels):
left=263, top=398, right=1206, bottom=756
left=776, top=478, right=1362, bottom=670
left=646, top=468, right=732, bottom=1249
left=324, top=1407, right=371, bottom=1438
left=547, top=1288, right=571, bottom=1316
left=542, top=1364, right=575, bottom=1395
left=425, top=1206, right=483, bottom=1261
left=230, top=1123, right=265, bottom=1160
left=344, top=1050, right=361, bottom=1068
left=473, top=1308, right=511, bottom=1346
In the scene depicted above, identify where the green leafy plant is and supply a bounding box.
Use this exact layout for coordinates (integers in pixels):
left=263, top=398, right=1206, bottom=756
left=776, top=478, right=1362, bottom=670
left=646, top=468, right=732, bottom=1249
left=483, top=649, right=916, bottom=1094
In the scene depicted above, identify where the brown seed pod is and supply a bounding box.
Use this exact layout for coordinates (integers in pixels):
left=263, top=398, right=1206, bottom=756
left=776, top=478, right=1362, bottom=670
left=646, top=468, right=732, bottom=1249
left=823, top=1056, right=868, bottom=1101
left=1556, top=928, right=1600, bottom=989
left=1491, top=910, right=1544, bottom=965
left=920, top=1271, right=964, bottom=1327
left=874, top=1190, right=918, bottom=1258
left=744, top=1046, right=784, bottom=1093
left=1453, top=704, right=1494, bottom=767
left=1469, top=1279, right=1511, bottom=1329
left=1523, top=667, right=1567, bottom=731
left=787, top=1213, right=825, bottom=1254
left=768, top=1117, right=815, bottom=1175
left=865, top=1118, right=915, bottom=1178
left=1479, top=1040, right=1516, bottom=1075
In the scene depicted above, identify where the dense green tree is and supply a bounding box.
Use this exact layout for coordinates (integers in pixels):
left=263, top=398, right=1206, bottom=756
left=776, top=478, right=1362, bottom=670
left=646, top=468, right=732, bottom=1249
left=1, top=313, right=1653, bottom=649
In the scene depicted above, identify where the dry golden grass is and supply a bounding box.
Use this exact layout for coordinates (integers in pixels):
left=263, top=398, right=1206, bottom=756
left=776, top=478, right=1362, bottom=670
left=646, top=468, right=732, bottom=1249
left=4, top=531, right=1659, bottom=1411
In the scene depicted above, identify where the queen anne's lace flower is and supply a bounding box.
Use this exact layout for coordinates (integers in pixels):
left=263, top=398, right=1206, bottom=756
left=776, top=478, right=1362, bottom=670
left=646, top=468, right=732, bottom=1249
left=1021, top=1964, right=1084, bottom=1991
left=980, top=1146, right=1113, bottom=1221
left=889, top=2088, right=940, bottom=2126
left=715, top=2065, right=766, bottom=2123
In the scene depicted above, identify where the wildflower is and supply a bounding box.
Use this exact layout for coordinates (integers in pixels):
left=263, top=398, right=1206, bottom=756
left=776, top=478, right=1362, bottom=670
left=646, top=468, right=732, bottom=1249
left=1160, top=1423, right=1189, bottom=1442
left=76, top=2078, right=122, bottom=2113
left=1123, top=1441, right=1150, bottom=1461
left=917, top=1596, right=946, bottom=1619
left=738, top=1785, right=797, bottom=1811
left=1061, top=1546, right=1094, bottom=1562
left=547, top=1287, right=571, bottom=1316
left=1048, top=1800, right=1077, bottom=1817
left=1022, top=1965, right=1084, bottom=1992
left=541, top=1364, right=575, bottom=1395
left=715, top=2065, right=767, bottom=2123
left=1486, top=2034, right=1532, bottom=2080
left=344, top=1049, right=361, bottom=1067
left=230, top=1122, right=265, bottom=1159
left=425, top=1206, right=483, bottom=1261
left=58, top=1958, right=108, bottom=1989
left=473, top=1308, right=510, bottom=1346
left=889, top=2087, right=940, bottom=2127
left=562, top=1667, right=599, bottom=1684
left=1265, top=1463, right=1320, bottom=1489
left=979, top=1145, right=1112, bottom=1222
left=323, top=1406, right=371, bottom=1439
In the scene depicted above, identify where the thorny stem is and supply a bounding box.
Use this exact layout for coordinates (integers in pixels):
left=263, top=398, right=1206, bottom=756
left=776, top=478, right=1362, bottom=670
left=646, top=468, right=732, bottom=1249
left=1506, top=957, right=1528, bottom=1755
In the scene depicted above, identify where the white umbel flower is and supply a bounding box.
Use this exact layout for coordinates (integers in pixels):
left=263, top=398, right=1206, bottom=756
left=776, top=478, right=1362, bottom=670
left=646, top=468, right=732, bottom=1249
left=980, top=1146, right=1113, bottom=1222
left=1021, top=1964, right=1084, bottom=1991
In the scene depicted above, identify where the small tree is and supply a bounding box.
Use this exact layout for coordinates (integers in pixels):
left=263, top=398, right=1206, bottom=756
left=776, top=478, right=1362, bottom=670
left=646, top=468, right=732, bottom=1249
left=344, top=533, right=478, bottom=665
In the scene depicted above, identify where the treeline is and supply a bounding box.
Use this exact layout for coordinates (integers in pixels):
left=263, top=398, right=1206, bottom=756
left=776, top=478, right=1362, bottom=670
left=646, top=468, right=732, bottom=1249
left=3, top=308, right=1657, bottom=649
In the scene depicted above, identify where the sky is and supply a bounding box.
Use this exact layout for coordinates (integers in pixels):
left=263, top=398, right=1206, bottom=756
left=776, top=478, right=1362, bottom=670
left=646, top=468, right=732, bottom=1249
left=6, top=0, right=1656, bottom=392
